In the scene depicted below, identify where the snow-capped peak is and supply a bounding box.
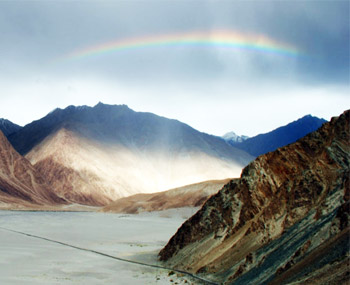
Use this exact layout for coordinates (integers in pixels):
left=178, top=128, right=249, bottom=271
left=222, top=131, right=249, bottom=143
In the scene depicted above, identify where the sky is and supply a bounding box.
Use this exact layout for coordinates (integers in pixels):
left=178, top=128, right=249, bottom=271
left=0, top=1, right=349, bottom=137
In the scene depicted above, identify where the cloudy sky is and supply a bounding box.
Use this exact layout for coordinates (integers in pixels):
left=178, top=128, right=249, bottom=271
left=0, top=1, right=349, bottom=136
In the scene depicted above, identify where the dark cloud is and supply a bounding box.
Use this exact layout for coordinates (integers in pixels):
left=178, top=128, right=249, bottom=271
left=0, top=1, right=348, bottom=85
left=200, top=1, right=349, bottom=84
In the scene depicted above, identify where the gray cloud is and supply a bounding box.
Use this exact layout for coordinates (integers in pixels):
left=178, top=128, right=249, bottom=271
left=1, top=1, right=348, bottom=83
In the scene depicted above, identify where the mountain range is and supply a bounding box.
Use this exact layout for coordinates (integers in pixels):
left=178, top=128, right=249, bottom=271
left=5, top=103, right=253, bottom=206
left=228, top=115, right=326, bottom=157
left=0, top=103, right=331, bottom=209
left=159, top=110, right=349, bottom=284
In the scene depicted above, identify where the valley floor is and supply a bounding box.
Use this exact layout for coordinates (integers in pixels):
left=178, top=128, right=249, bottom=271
left=0, top=209, right=201, bottom=284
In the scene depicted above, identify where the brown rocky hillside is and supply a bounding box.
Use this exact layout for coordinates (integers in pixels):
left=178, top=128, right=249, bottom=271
left=159, top=110, right=349, bottom=284
left=0, top=130, right=66, bottom=208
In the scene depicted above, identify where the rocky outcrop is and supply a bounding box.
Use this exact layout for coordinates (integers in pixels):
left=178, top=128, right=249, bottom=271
left=0, top=130, right=66, bottom=208
left=102, top=179, right=233, bottom=213
left=159, top=110, right=349, bottom=284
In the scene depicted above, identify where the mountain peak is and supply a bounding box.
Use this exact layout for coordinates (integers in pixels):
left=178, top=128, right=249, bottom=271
left=94, top=102, right=129, bottom=109
left=222, top=131, right=249, bottom=143
left=0, top=118, right=22, bottom=137
left=300, top=114, right=319, bottom=119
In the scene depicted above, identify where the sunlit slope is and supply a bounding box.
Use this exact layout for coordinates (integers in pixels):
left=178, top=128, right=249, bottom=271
left=27, top=128, right=246, bottom=205
left=21, top=104, right=253, bottom=206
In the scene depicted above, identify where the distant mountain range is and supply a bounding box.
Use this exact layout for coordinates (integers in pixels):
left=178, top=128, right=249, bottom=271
left=160, top=110, right=350, bottom=284
left=0, top=118, right=21, bottom=137
left=6, top=103, right=253, bottom=206
left=227, top=115, right=326, bottom=157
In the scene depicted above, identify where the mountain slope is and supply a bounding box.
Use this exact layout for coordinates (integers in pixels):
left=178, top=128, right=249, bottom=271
left=102, top=179, right=233, bottom=214
left=230, top=115, right=326, bottom=157
left=159, top=110, right=349, bottom=284
left=0, top=130, right=66, bottom=208
left=0, top=118, right=22, bottom=137
left=11, top=103, right=253, bottom=206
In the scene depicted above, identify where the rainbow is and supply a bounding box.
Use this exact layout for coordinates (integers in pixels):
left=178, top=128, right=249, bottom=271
left=64, top=30, right=302, bottom=61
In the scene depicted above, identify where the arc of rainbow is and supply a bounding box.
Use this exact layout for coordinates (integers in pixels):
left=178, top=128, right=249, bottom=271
left=64, top=30, right=302, bottom=61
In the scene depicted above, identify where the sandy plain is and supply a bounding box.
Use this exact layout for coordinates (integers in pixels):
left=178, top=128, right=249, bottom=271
left=0, top=208, right=200, bottom=284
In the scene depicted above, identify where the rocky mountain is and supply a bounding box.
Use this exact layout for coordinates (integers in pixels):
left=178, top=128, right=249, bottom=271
left=222, top=132, right=249, bottom=143
left=159, top=110, right=349, bottom=284
left=0, top=130, right=66, bottom=209
left=0, top=118, right=22, bottom=137
left=9, top=103, right=253, bottom=206
left=102, top=178, right=233, bottom=214
left=230, top=115, right=327, bottom=157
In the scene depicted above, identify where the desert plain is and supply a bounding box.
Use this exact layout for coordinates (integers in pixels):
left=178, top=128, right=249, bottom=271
left=0, top=208, right=200, bottom=284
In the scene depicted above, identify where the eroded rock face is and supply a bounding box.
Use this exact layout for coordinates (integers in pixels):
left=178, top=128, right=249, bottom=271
left=0, top=131, right=66, bottom=208
left=159, top=110, right=350, bottom=284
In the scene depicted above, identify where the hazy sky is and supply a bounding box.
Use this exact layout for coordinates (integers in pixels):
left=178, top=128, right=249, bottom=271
left=0, top=1, right=349, bottom=136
